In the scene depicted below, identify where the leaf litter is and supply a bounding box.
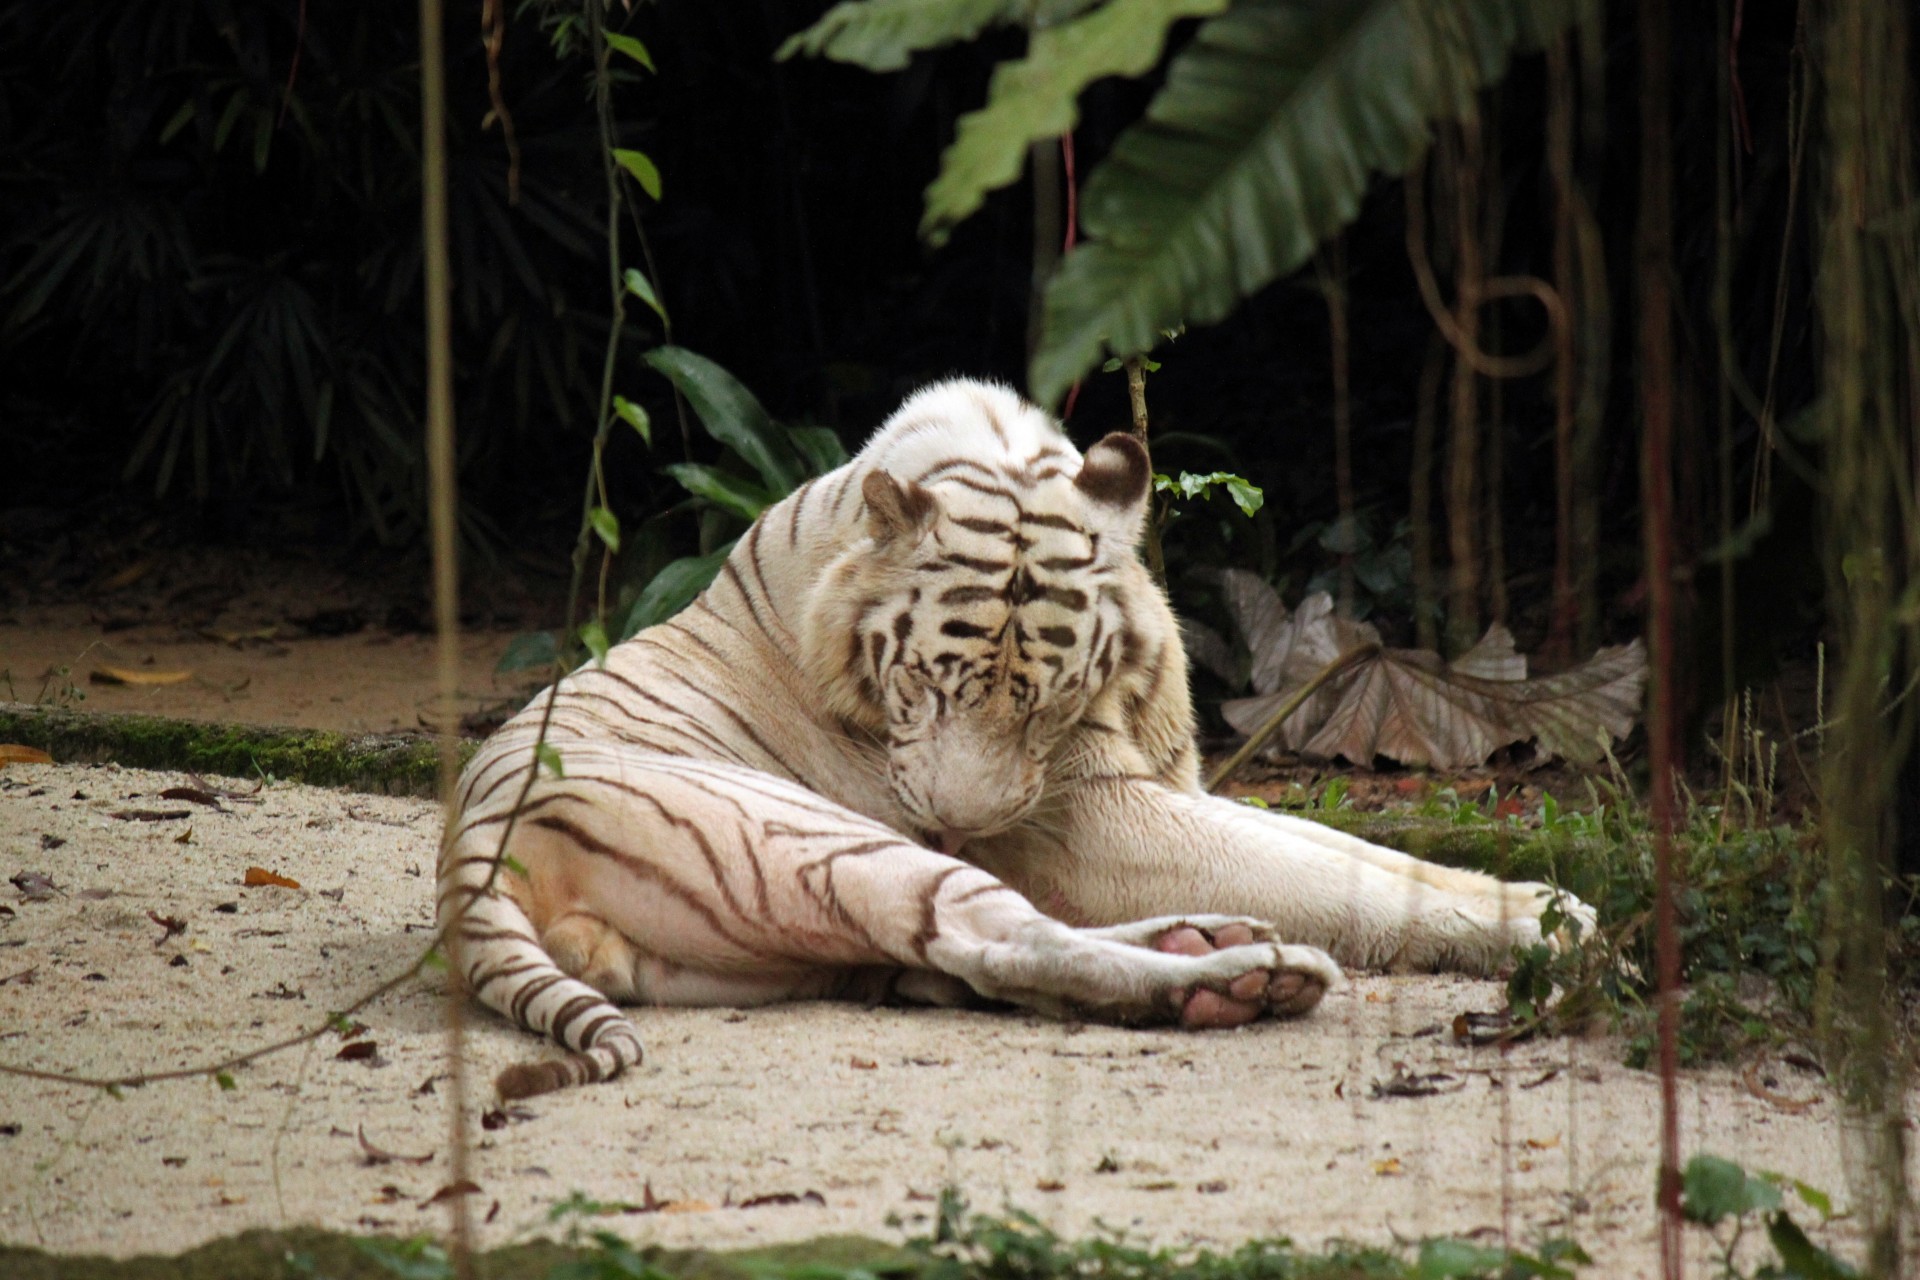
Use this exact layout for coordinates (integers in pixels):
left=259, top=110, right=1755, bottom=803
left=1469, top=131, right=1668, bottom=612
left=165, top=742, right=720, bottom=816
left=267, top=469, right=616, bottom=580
left=10, top=872, right=61, bottom=901
left=90, top=666, right=193, bottom=687
left=1214, top=572, right=1647, bottom=769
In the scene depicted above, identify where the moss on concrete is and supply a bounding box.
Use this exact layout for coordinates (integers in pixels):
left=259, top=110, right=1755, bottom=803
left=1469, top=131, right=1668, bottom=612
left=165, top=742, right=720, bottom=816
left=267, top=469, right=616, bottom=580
left=0, top=1228, right=916, bottom=1280
left=0, top=703, right=468, bottom=797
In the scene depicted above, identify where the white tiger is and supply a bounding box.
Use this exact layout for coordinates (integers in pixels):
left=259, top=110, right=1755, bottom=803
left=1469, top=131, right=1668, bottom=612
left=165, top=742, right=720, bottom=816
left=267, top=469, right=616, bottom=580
left=442, top=379, right=1589, bottom=1099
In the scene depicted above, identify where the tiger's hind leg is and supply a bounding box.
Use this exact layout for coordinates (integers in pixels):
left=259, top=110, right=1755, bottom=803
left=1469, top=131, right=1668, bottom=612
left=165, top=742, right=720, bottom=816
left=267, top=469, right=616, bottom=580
left=541, top=911, right=646, bottom=1001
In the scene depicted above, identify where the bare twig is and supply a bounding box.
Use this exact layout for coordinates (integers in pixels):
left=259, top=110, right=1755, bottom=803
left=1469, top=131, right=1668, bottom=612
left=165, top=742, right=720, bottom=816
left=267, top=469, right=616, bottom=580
left=480, top=0, right=522, bottom=204
left=1122, top=355, right=1166, bottom=591
left=1405, top=155, right=1566, bottom=381
left=1204, top=644, right=1382, bottom=794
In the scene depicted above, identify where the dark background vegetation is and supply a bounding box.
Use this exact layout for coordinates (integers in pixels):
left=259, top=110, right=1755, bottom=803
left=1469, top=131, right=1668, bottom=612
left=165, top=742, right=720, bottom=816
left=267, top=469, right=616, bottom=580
left=0, top=1, right=1857, bottom=755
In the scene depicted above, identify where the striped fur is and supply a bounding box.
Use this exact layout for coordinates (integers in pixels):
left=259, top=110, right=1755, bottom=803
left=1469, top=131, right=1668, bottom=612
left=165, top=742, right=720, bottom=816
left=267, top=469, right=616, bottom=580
left=443, top=380, right=1591, bottom=1098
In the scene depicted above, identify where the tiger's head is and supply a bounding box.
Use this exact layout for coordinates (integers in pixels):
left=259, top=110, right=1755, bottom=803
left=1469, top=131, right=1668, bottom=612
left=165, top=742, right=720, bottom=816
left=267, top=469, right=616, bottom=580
left=806, top=430, right=1166, bottom=851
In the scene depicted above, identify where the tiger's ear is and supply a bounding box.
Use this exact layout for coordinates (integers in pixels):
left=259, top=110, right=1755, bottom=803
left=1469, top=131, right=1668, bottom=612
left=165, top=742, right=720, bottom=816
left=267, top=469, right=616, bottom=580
left=862, top=469, right=940, bottom=545
left=1074, top=432, right=1152, bottom=544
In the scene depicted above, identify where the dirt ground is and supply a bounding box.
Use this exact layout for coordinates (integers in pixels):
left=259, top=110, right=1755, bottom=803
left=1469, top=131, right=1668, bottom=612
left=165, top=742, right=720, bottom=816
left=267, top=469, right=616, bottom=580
left=0, top=557, right=1892, bottom=1275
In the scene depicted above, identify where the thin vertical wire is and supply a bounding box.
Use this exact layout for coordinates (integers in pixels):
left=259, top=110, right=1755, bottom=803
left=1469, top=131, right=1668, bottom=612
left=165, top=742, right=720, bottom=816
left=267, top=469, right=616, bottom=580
left=418, top=0, right=471, bottom=1272
left=1318, top=240, right=1356, bottom=619
left=1813, top=1, right=1917, bottom=1271
left=1635, top=1, right=1684, bottom=1275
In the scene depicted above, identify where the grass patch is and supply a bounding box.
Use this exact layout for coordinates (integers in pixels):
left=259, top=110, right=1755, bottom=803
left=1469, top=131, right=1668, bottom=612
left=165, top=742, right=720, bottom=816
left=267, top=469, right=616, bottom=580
left=0, top=704, right=463, bottom=796
left=1280, top=774, right=1920, bottom=1070
left=0, top=1178, right=1861, bottom=1280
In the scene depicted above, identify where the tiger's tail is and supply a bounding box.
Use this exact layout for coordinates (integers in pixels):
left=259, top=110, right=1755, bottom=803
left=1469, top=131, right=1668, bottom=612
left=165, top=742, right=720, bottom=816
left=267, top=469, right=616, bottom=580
left=437, top=824, right=645, bottom=1100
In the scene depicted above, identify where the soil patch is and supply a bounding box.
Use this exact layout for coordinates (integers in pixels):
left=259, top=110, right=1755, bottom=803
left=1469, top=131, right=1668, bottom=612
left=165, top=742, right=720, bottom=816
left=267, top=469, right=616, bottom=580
left=0, top=761, right=1868, bottom=1275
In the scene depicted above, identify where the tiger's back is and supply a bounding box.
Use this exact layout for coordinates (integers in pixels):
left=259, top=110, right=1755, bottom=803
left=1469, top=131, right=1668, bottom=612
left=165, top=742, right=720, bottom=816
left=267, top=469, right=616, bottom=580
left=457, top=378, right=1193, bottom=843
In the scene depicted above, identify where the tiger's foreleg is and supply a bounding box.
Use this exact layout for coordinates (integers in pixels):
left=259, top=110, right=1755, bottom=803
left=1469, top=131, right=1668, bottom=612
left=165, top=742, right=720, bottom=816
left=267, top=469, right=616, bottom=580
left=443, top=753, right=1339, bottom=1099
left=995, top=780, right=1591, bottom=975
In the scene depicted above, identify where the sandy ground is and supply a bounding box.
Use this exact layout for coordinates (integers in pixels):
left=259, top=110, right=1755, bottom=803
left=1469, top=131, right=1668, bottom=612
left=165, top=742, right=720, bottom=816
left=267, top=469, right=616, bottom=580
left=1, top=614, right=527, bottom=736
left=0, top=759, right=1882, bottom=1274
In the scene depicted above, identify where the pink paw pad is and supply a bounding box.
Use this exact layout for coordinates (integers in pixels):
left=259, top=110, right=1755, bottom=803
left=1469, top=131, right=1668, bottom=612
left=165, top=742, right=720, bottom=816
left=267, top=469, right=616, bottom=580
left=1156, top=922, right=1282, bottom=1029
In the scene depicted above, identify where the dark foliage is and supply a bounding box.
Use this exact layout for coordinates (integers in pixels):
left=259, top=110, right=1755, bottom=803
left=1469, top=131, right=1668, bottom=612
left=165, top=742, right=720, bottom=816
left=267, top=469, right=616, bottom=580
left=0, top=0, right=616, bottom=544
left=0, top=0, right=1828, bottom=706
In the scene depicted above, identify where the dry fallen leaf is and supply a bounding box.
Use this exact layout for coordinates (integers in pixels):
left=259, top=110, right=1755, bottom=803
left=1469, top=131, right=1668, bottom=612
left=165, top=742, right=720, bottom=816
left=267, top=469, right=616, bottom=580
left=1370, top=1068, right=1464, bottom=1099
left=661, top=1200, right=715, bottom=1214
left=90, top=666, right=193, bottom=686
left=336, top=1040, right=380, bottom=1062
left=357, top=1124, right=433, bottom=1167
left=736, top=1190, right=827, bottom=1209
left=95, top=560, right=155, bottom=592
left=189, top=772, right=264, bottom=800
left=1526, top=1135, right=1561, bottom=1150
left=10, top=872, right=60, bottom=902
left=159, top=787, right=227, bottom=810
left=849, top=1056, right=877, bottom=1070
left=200, top=625, right=280, bottom=647
left=0, top=745, right=53, bottom=767
left=243, top=867, right=301, bottom=889
left=419, top=1179, right=482, bottom=1208
left=1372, top=1158, right=1404, bottom=1176
left=480, top=1105, right=535, bottom=1130
left=147, top=911, right=187, bottom=945
left=1217, top=575, right=1647, bottom=769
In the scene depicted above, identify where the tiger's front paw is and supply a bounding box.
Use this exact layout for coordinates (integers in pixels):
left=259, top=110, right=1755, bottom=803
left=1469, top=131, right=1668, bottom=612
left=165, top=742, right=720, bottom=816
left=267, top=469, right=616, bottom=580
left=1153, top=921, right=1339, bottom=1027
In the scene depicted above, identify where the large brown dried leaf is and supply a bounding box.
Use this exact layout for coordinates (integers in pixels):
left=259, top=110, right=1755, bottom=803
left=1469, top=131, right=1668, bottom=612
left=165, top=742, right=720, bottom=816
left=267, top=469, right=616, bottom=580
left=1217, top=574, right=1645, bottom=769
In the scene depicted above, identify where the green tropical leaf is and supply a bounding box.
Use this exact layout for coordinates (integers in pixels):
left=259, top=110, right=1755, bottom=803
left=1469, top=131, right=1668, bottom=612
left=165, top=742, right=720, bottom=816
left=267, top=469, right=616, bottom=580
left=160, top=100, right=196, bottom=145
left=1787, top=1177, right=1834, bottom=1220
left=621, top=544, right=736, bottom=639
left=534, top=743, right=566, bottom=779
left=1413, top=1238, right=1507, bottom=1278
left=1153, top=469, right=1263, bottom=515
left=786, top=424, right=850, bottom=475
left=1030, top=0, right=1577, bottom=405
left=588, top=506, right=621, bottom=552
left=495, top=630, right=558, bottom=673
left=604, top=31, right=655, bottom=71
left=1766, top=1211, right=1859, bottom=1279
left=622, top=267, right=669, bottom=325
left=643, top=347, right=803, bottom=494
left=612, top=148, right=662, bottom=201
left=922, top=0, right=1227, bottom=243
left=612, top=394, right=652, bottom=446
left=579, top=618, right=610, bottom=666
left=664, top=463, right=776, bottom=522
left=1680, top=1153, right=1780, bottom=1226
left=777, top=0, right=1082, bottom=71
